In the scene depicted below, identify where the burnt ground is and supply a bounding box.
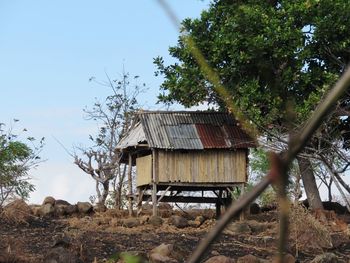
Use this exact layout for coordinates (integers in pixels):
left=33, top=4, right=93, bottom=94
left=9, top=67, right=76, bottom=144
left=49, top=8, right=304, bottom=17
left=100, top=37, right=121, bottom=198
left=1, top=210, right=350, bottom=263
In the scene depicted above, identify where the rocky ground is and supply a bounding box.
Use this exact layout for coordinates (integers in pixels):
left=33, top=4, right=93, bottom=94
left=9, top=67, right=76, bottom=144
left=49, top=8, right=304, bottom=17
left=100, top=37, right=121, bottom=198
left=1, top=198, right=350, bottom=262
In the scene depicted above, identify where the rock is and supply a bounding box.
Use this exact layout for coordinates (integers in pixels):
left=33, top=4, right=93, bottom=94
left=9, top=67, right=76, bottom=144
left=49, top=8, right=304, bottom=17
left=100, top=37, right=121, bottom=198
left=38, top=203, right=55, bottom=217
left=93, top=204, right=107, bottom=213
left=247, top=220, right=269, bottom=233
left=55, top=205, right=67, bottom=217
left=65, top=205, right=78, bottom=215
left=149, top=216, right=163, bottom=227
left=76, top=202, right=93, bottom=214
left=225, top=222, right=251, bottom=235
left=310, top=253, right=344, bottom=263
left=43, top=247, right=81, bottom=263
left=149, top=243, right=182, bottom=263
left=31, top=205, right=41, bottom=217
left=122, top=218, right=140, bottom=228
left=52, top=234, right=71, bottom=248
left=43, top=196, right=56, bottom=206
left=55, top=199, right=71, bottom=206
left=189, top=215, right=206, bottom=227
left=237, top=255, right=266, bottom=263
left=3, top=199, right=32, bottom=223
left=271, top=253, right=295, bottom=263
left=169, top=215, right=189, bottom=228
left=250, top=203, right=261, bottom=215
left=204, top=255, right=235, bottom=263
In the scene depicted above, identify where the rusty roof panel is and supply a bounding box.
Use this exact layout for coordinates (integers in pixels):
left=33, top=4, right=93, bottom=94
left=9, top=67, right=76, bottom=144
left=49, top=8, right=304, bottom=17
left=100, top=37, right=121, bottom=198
left=195, top=124, right=227, bottom=148
left=123, top=111, right=256, bottom=150
left=223, top=125, right=256, bottom=148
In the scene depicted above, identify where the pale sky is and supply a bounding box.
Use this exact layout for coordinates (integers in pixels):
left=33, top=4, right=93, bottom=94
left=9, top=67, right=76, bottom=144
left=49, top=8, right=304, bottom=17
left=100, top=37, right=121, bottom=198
left=0, top=1, right=210, bottom=204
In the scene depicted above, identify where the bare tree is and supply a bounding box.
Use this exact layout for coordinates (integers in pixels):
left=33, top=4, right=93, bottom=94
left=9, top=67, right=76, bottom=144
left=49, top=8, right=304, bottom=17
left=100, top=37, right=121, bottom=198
left=74, top=71, right=143, bottom=208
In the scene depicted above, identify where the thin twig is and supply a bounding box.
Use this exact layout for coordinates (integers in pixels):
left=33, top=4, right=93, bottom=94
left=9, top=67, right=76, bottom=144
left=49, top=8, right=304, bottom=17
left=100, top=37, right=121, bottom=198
left=188, top=176, right=271, bottom=263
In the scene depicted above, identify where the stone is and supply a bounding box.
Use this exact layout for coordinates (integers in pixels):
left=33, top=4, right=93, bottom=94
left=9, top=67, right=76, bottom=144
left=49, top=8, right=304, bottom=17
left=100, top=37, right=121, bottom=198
left=149, top=243, right=180, bottom=263
left=55, top=199, right=71, bottom=206
left=189, top=215, right=206, bottom=227
left=122, top=218, right=140, bottom=228
left=149, top=216, right=163, bottom=227
left=3, top=199, right=32, bottom=223
left=65, top=205, right=78, bottom=215
left=271, top=254, right=295, bottom=263
left=169, top=215, right=189, bottom=228
left=247, top=220, right=269, bottom=233
left=38, top=203, right=55, bottom=217
left=31, top=205, right=41, bottom=217
left=93, top=204, right=107, bottom=213
left=310, top=253, right=344, bottom=263
left=55, top=205, right=68, bottom=217
left=250, top=202, right=261, bottom=214
left=225, top=222, right=251, bottom=235
left=237, top=255, right=266, bottom=263
left=204, top=255, right=235, bottom=263
left=76, top=202, right=93, bottom=214
left=43, top=196, right=56, bottom=206
left=43, top=247, right=81, bottom=263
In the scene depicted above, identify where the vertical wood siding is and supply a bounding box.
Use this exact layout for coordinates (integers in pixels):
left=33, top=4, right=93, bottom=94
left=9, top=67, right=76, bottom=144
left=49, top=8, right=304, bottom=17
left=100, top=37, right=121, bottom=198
left=136, top=155, right=152, bottom=187
left=157, top=150, right=247, bottom=183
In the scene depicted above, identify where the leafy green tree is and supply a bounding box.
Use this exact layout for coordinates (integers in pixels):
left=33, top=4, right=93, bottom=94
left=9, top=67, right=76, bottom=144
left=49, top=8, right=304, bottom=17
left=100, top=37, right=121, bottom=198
left=154, top=0, right=350, bottom=210
left=0, top=122, right=44, bottom=207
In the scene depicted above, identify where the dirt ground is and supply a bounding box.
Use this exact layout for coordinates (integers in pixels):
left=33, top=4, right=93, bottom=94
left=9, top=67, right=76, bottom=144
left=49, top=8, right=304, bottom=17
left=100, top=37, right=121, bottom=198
left=1, top=209, right=350, bottom=263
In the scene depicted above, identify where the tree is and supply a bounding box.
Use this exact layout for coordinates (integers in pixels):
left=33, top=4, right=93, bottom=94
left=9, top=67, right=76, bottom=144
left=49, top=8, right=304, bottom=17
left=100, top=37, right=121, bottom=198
left=154, top=0, right=350, bottom=210
left=74, top=71, right=143, bottom=208
left=0, top=121, right=44, bottom=207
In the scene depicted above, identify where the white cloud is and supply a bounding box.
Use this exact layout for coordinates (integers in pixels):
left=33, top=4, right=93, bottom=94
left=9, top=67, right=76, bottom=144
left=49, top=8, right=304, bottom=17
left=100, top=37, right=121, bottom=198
left=29, top=161, right=95, bottom=205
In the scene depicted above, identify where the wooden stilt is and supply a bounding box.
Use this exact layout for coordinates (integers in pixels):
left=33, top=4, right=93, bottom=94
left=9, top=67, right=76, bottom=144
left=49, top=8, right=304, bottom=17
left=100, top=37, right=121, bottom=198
left=137, top=187, right=144, bottom=217
left=152, top=183, right=157, bottom=216
left=215, top=190, right=222, bottom=219
left=127, top=153, right=133, bottom=217
left=239, top=183, right=245, bottom=221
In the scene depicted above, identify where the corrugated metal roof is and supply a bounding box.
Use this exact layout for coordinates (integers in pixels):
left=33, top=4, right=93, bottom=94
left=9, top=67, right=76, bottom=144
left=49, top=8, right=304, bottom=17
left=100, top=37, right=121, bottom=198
left=116, top=122, right=147, bottom=149
left=118, top=111, right=256, bottom=150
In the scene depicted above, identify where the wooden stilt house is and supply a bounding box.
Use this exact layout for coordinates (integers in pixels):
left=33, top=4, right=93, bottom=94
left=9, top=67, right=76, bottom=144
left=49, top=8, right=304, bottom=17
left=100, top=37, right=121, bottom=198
left=116, top=111, right=256, bottom=216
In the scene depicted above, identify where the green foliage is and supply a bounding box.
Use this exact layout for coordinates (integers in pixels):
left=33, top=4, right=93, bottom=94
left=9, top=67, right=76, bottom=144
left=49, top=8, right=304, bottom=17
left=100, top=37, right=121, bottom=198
left=0, top=122, right=44, bottom=206
left=249, top=148, right=269, bottom=181
left=154, top=0, right=350, bottom=135
left=106, top=252, right=145, bottom=263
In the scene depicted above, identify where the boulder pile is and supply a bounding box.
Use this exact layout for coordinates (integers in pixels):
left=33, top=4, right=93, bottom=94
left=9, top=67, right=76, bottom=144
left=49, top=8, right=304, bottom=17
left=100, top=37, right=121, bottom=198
left=31, top=196, right=93, bottom=218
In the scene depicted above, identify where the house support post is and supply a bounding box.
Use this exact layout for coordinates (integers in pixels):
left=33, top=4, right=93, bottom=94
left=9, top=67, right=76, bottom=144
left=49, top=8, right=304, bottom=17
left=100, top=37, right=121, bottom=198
left=152, top=183, right=157, bottom=216
left=215, top=190, right=223, bottom=219
left=152, top=149, right=158, bottom=216
left=137, top=187, right=145, bottom=217
left=239, top=183, right=245, bottom=221
left=127, top=153, right=133, bottom=217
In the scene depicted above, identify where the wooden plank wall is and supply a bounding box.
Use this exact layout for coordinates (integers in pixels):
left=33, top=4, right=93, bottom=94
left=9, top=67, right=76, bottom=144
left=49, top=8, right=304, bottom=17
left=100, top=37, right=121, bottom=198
left=136, top=155, right=152, bottom=186
left=157, top=149, right=247, bottom=183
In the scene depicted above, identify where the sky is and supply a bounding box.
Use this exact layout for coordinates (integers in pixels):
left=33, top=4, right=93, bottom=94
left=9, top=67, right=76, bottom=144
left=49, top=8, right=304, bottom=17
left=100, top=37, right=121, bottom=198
left=0, top=1, right=210, bottom=204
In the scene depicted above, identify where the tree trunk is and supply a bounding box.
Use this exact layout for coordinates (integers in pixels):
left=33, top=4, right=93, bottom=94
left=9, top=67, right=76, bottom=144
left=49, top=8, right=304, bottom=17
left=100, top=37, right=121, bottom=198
left=100, top=181, right=109, bottom=206
left=297, top=156, right=323, bottom=210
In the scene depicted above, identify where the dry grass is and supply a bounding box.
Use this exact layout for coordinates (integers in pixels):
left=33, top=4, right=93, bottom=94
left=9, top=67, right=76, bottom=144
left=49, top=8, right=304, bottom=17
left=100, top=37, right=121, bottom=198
left=0, top=237, right=38, bottom=263
left=289, top=204, right=332, bottom=256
